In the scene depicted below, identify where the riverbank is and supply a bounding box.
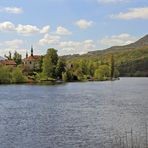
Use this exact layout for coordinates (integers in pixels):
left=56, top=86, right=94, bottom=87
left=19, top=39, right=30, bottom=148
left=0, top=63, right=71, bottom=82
left=0, top=77, right=120, bottom=85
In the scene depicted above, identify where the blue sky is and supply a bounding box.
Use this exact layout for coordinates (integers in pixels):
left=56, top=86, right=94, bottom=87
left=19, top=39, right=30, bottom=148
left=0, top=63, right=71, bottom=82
left=0, top=0, right=148, bottom=57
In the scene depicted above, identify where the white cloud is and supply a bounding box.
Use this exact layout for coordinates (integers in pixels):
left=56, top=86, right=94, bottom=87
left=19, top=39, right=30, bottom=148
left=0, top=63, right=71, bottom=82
left=4, top=39, right=23, bottom=48
left=40, top=25, right=50, bottom=33
left=83, top=40, right=96, bottom=49
left=97, top=0, right=130, bottom=4
left=99, top=33, right=137, bottom=46
left=0, top=7, right=23, bottom=14
left=111, top=7, right=148, bottom=20
left=39, top=34, right=61, bottom=46
left=56, top=26, right=72, bottom=35
left=59, top=39, right=96, bottom=55
left=38, top=32, right=96, bottom=55
left=75, top=19, right=94, bottom=29
left=0, top=21, right=51, bottom=35
left=0, top=48, right=27, bottom=58
left=16, top=24, right=40, bottom=35
left=0, top=39, right=25, bottom=57
left=0, top=21, right=15, bottom=31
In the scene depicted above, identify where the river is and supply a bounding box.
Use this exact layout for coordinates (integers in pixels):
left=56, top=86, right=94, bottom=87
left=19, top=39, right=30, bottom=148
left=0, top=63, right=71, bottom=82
left=0, top=78, right=147, bottom=148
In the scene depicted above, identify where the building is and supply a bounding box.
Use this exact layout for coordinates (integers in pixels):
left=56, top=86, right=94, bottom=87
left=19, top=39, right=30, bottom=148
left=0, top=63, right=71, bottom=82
left=0, top=58, right=17, bottom=67
left=23, top=46, right=41, bottom=71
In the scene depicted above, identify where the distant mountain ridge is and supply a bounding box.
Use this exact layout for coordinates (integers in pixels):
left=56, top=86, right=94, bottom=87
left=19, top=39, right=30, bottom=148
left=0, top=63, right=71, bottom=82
left=64, top=34, right=148, bottom=77
left=88, top=34, right=148, bottom=55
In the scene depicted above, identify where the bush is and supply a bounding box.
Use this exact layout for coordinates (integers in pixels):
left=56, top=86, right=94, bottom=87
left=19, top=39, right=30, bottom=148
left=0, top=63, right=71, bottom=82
left=0, top=65, right=12, bottom=84
left=0, top=65, right=27, bottom=84
left=62, top=72, right=68, bottom=81
left=12, top=68, right=27, bottom=83
left=94, top=65, right=110, bottom=81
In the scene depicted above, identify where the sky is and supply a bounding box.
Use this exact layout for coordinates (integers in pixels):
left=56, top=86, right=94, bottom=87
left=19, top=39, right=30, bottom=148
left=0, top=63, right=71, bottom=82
left=0, top=0, right=148, bottom=57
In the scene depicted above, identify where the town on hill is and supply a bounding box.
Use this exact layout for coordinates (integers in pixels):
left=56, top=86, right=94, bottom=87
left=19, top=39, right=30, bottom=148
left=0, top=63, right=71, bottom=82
left=0, top=34, right=148, bottom=84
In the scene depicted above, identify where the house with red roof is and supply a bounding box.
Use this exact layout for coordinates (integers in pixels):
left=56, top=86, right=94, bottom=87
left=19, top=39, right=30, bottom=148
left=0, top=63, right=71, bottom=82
left=23, top=46, right=41, bottom=71
left=0, top=60, right=16, bottom=67
left=0, top=56, right=16, bottom=67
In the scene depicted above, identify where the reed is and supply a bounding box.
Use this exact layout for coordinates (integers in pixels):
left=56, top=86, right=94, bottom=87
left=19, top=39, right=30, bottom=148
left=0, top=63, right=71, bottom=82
left=100, top=123, right=148, bottom=148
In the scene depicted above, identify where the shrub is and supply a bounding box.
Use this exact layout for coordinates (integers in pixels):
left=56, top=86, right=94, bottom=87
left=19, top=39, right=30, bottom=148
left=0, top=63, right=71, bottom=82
left=0, top=65, right=12, bottom=84
left=12, top=68, right=27, bottom=83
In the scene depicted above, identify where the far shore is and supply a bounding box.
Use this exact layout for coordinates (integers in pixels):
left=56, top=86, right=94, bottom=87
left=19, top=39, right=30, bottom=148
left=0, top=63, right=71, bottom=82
left=1, top=77, right=148, bottom=85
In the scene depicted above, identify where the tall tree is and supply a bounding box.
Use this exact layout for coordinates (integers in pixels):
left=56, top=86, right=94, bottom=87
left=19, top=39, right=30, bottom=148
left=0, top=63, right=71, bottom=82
left=5, top=51, right=12, bottom=60
left=47, top=48, right=58, bottom=65
left=39, top=55, right=44, bottom=72
left=110, top=54, right=115, bottom=79
left=13, top=51, right=22, bottom=65
left=55, top=58, right=66, bottom=79
left=42, top=48, right=58, bottom=78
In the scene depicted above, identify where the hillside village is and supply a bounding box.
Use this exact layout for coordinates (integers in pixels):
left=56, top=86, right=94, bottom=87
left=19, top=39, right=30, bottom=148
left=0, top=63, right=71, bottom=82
left=0, top=46, right=41, bottom=70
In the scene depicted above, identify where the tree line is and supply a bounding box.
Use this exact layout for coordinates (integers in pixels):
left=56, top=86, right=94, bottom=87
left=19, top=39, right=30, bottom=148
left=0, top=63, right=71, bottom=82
left=41, top=48, right=119, bottom=82
left=0, top=48, right=119, bottom=84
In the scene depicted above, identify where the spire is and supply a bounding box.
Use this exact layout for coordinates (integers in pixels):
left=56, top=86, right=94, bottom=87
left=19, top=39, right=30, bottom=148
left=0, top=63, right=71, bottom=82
left=31, top=45, right=33, bottom=56
left=26, top=51, right=28, bottom=58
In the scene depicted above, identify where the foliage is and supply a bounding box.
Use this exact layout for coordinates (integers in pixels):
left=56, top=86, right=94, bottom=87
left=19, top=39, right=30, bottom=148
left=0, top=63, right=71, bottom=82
left=0, top=65, right=12, bottom=83
left=4, top=51, right=12, bottom=60
left=13, top=51, right=22, bottom=65
left=12, top=68, right=27, bottom=83
left=5, top=51, right=22, bottom=65
left=64, top=46, right=148, bottom=78
left=39, top=55, right=44, bottom=72
left=62, top=72, right=68, bottom=81
left=55, top=58, right=66, bottom=79
left=1, top=38, right=147, bottom=84
left=0, top=65, right=27, bottom=84
left=42, top=48, right=58, bottom=78
left=110, top=54, right=115, bottom=79
left=94, top=65, right=110, bottom=81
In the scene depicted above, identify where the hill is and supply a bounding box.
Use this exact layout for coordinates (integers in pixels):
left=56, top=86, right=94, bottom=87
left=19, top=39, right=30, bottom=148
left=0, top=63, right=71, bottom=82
left=63, top=34, right=148, bottom=77
left=88, top=34, right=148, bottom=55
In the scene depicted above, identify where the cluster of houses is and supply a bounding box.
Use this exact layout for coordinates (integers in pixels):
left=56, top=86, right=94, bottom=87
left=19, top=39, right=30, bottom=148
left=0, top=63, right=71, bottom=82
left=0, top=46, right=41, bottom=70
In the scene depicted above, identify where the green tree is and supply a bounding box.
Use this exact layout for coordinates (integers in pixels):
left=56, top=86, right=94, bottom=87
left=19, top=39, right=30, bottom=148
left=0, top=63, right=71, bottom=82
left=88, top=61, right=95, bottom=76
left=94, top=65, right=110, bottom=81
left=12, top=68, right=27, bottom=83
left=114, top=68, right=120, bottom=78
left=47, top=48, right=58, bottom=65
left=56, top=58, right=66, bottom=79
left=79, top=60, right=88, bottom=75
left=5, top=51, right=12, bottom=60
left=0, top=65, right=12, bottom=83
left=62, top=72, right=68, bottom=81
left=110, top=54, right=115, bottom=79
left=94, top=69, right=104, bottom=81
left=74, top=68, right=84, bottom=80
left=13, top=51, right=22, bottom=65
left=42, top=48, right=58, bottom=78
left=39, top=55, right=44, bottom=72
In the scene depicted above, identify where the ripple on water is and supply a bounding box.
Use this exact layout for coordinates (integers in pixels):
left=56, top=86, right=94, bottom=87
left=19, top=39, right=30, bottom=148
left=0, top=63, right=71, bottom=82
left=0, top=78, right=147, bottom=148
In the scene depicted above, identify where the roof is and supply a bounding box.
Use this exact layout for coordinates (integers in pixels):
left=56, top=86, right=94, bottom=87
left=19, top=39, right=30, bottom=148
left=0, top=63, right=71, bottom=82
left=0, top=60, right=16, bottom=65
left=23, top=55, right=40, bottom=61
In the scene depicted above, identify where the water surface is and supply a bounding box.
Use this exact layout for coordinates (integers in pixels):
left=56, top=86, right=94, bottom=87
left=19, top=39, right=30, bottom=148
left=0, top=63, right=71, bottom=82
left=0, top=78, right=147, bottom=148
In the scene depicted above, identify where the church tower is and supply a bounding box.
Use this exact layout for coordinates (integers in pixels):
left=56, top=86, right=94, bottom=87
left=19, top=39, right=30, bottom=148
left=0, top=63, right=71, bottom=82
left=31, top=45, right=33, bottom=56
